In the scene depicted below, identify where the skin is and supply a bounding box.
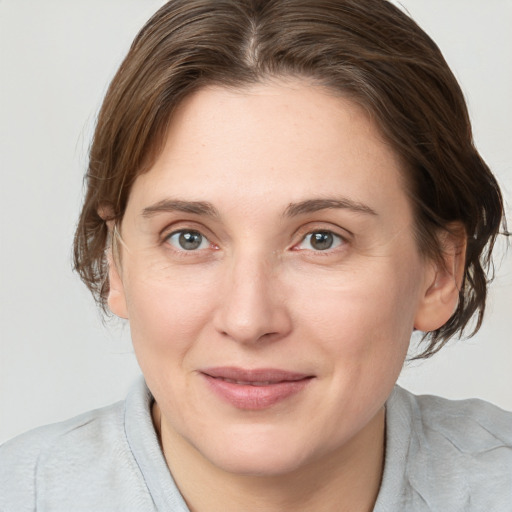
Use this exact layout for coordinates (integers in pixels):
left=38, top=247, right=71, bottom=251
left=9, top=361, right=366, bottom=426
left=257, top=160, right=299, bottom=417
left=107, top=80, right=463, bottom=512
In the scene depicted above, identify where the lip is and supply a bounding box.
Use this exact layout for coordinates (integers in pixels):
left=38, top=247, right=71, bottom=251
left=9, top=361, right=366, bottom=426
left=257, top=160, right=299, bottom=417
left=200, top=367, right=314, bottom=410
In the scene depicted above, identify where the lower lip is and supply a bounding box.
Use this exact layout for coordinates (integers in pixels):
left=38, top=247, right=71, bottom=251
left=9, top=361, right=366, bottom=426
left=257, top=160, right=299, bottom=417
left=202, top=374, right=313, bottom=410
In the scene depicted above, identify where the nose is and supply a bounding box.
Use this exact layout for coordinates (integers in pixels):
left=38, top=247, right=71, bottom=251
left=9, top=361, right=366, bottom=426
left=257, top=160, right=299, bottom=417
left=213, top=252, right=292, bottom=345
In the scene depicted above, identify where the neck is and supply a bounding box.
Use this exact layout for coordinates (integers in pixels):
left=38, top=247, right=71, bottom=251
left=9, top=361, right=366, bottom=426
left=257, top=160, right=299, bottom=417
left=152, top=403, right=385, bottom=512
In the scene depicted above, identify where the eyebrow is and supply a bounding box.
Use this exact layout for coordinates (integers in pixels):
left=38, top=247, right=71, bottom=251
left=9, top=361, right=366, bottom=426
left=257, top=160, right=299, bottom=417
left=141, top=197, right=378, bottom=219
left=283, top=198, right=378, bottom=217
left=141, top=199, right=220, bottom=218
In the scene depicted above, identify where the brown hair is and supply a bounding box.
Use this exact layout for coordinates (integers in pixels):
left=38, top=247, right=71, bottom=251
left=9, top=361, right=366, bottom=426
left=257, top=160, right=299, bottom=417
left=74, top=0, right=506, bottom=358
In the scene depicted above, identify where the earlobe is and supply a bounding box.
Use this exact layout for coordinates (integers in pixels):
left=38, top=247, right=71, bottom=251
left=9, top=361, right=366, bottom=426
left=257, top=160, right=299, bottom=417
left=414, top=227, right=466, bottom=332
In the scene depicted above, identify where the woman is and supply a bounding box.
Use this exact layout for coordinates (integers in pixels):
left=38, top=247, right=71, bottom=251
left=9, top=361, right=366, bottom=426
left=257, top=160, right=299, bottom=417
left=1, top=0, right=510, bottom=510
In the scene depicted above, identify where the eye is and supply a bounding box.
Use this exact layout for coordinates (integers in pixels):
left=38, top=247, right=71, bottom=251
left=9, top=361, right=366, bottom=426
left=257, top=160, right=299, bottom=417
left=297, top=231, right=344, bottom=251
left=165, top=230, right=211, bottom=251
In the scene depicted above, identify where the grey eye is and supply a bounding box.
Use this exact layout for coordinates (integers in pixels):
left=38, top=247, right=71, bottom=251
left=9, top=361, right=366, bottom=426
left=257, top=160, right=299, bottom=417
left=310, top=232, right=334, bottom=250
left=167, top=230, right=209, bottom=251
left=298, top=231, right=344, bottom=251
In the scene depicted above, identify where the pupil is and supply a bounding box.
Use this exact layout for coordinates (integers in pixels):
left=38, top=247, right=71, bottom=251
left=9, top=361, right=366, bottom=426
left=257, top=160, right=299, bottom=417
left=179, top=231, right=202, bottom=250
left=311, top=232, right=333, bottom=250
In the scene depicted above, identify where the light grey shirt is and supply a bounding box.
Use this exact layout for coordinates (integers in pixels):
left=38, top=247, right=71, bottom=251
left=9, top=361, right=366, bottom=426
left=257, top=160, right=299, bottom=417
left=1, top=377, right=511, bottom=511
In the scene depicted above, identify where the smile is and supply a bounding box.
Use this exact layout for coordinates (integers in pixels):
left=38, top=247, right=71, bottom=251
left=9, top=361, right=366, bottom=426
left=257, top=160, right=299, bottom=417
left=200, top=367, right=314, bottom=410
left=216, top=378, right=282, bottom=386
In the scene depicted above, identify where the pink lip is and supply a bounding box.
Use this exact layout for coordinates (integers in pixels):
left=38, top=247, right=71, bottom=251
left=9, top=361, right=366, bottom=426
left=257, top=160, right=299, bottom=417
left=200, top=367, right=314, bottom=410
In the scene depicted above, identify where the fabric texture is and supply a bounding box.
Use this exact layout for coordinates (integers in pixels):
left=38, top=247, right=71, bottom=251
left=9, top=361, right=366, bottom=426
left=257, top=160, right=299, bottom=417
left=1, top=376, right=511, bottom=511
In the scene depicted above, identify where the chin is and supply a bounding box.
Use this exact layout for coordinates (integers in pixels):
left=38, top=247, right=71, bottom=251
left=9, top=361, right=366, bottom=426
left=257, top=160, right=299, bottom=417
left=209, top=450, right=309, bottom=477
left=190, top=427, right=317, bottom=477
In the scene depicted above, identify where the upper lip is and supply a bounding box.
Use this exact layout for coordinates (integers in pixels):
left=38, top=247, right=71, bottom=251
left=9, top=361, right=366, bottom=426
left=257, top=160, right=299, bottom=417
left=200, top=366, right=313, bottom=383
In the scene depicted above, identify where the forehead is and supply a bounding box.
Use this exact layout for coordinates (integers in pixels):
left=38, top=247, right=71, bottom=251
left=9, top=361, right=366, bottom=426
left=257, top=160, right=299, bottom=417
left=126, top=80, right=411, bottom=225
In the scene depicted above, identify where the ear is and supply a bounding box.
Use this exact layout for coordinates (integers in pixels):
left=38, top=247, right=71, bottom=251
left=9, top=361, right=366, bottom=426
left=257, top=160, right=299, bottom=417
left=98, top=204, right=129, bottom=320
left=106, top=245, right=129, bottom=320
left=414, top=225, right=466, bottom=332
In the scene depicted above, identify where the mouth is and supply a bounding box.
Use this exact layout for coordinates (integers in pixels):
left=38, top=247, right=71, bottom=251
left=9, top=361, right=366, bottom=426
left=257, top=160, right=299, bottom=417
left=199, top=367, right=314, bottom=410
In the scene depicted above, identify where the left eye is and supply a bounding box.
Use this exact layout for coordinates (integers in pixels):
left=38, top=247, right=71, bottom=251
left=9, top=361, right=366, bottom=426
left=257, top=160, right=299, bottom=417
left=297, top=231, right=344, bottom=251
left=165, top=230, right=211, bottom=251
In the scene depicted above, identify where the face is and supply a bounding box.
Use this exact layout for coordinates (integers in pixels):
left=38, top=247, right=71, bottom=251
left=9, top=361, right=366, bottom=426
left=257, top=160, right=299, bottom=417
left=109, top=80, right=448, bottom=476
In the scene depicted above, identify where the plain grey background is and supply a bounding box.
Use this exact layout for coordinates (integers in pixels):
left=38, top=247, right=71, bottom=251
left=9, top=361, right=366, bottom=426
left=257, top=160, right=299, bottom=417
left=1, top=0, right=511, bottom=444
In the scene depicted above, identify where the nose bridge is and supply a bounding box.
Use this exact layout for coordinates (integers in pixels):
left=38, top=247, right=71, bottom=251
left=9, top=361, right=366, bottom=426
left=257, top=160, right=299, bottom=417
left=214, top=247, right=290, bottom=344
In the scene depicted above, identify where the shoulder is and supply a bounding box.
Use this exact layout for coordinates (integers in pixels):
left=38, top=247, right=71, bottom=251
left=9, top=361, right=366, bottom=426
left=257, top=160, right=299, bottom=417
left=0, top=378, right=163, bottom=511
left=386, top=387, right=512, bottom=510
left=0, top=398, right=126, bottom=461
left=0, top=401, right=126, bottom=510
left=396, top=386, right=512, bottom=451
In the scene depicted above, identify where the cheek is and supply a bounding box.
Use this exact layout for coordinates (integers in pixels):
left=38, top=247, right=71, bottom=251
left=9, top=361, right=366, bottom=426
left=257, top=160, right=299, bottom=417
left=123, top=265, right=220, bottom=366
left=291, top=257, right=423, bottom=369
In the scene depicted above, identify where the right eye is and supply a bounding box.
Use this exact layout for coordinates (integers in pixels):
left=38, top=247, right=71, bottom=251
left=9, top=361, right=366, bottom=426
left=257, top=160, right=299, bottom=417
left=165, top=230, right=211, bottom=251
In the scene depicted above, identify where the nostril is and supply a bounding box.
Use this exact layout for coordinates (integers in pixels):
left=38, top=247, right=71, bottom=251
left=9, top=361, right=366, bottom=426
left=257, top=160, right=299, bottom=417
left=218, top=327, right=285, bottom=345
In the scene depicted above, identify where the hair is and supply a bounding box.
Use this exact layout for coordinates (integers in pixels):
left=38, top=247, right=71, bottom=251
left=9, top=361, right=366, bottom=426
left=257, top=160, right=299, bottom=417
left=74, top=0, right=506, bottom=358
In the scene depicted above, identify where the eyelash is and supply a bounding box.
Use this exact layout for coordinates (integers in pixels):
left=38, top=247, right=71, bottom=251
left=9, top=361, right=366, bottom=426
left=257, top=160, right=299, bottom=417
left=293, top=231, right=346, bottom=252
left=163, top=229, right=217, bottom=253
left=162, top=226, right=347, bottom=255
